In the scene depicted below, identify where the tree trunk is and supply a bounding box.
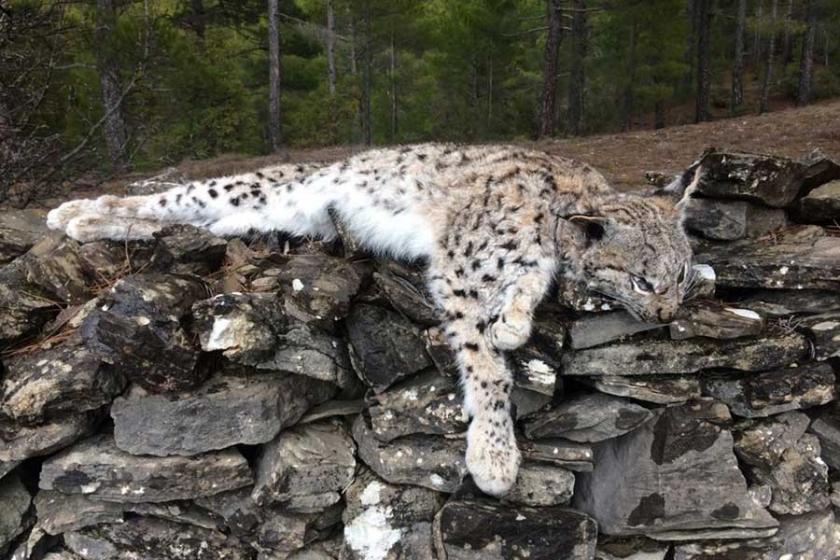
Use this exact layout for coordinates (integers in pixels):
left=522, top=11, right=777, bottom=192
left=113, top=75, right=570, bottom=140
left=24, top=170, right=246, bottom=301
left=622, top=19, right=638, bottom=131
left=682, top=0, right=700, bottom=90
left=654, top=100, right=666, bottom=129
left=759, top=0, right=778, bottom=114
left=567, top=0, right=587, bottom=136
left=360, top=0, right=372, bottom=146
left=94, top=0, right=129, bottom=169
left=537, top=0, right=562, bottom=138
left=349, top=9, right=358, bottom=76
left=781, top=0, right=795, bottom=64
left=189, top=0, right=206, bottom=39
left=695, top=0, right=712, bottom=123
left=487, top=56, right=494, bottom=126
left=267, top=0, right=282, bottom=151
left=389, top=31, right=397, bottom=142
left=326, top=0, right=336, bottom=95
left=754, top=0, right=764, bottom=66
left=731, top=0, right=747, bottom=114
left=797, top=0, right=817, bottom=106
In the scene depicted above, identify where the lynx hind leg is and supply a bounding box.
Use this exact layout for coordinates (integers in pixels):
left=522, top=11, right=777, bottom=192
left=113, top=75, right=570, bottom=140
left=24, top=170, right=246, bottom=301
left=46, top=198, right=99, bottom=230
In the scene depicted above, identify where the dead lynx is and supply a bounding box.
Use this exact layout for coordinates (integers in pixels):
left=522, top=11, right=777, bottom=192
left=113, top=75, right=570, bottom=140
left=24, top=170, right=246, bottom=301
left=48, top=143, right=697, bottom=496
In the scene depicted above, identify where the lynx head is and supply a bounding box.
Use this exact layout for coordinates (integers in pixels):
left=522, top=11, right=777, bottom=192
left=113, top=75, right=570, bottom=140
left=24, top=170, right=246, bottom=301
left=563, top=193, right=695, bottom=323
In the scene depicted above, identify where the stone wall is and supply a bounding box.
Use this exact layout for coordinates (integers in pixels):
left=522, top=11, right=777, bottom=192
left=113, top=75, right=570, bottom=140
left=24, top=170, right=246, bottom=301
left=0, top=149, right=839, bottom=560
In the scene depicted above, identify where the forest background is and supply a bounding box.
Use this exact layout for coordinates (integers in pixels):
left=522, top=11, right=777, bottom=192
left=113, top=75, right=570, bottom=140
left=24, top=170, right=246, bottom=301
left=2, top=0, right=839, bottom=204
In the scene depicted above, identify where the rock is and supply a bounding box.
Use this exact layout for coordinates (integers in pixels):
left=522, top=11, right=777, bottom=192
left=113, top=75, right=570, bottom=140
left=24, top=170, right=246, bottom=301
left=672, top=539, right=779, bottom=560
left=506, top=463, right=576, bottom=507
left=582, top=376, right=701, bottom=404
left=63, top=516, right=252, bottom=560
left=255, top=505, right=343, bottom=558
left=433, top=500, right=598, bottom=559
left=0, top=460, right=19, bottom=481
left=0, top=414, right=93, bottom=462
left=569, top=311, right=662, bottom=350
left=519, top=439, right=595, bottom=472
left=299, top=399, right=366, bottom=424
left=750, top=432, right=830, bottom=515
left=669, top=302, right=764, bottom=340
left=111, top=370, right=334, bottom=456
left=346, top=304, right=431, bottom=392
left=34, top=491, right=124, bottom=535
left=252, top=420, right=356, bottom=511
left=683, top=198, right=787, bottom=241
left=562, top=332, right=807, bottom=376
left=575, top=399, right=778, bottom=540
left=522, top=393, right=652, bottom=443
left=150, top=224, right=227, bottom=275
left=193, top=292, right=354, bottom=390
left=0, top=209, right=49, bottom=264
left=7, top=526, right=57, bottom=560
left=695, top=226, right=840, bottom=291
left=794, top=179, right=840, bottom=224
left=731, top=288, right=840, bottom=317
left=762, top=508, right=840, bottom=560
left=81, top=273, right=208, bottom=393
left=17, top=235, right=97, bottom=304
left=596, top=536, right=670, bottom=560
left=0, top=473, right=31, bottom=552
left=734, top=411, right=811, bottom=469
left=270, top=254, right=368, bottom=332
left=702, top=363, right=835, bottom=418
left=353, top=414, right=467, bottom=493
left=342, top=468, right=443, bottom=560
left=372, top=261, right=439, bottom=327
left=195, top=487, right=262, bottom=537
left=1, top=337, right=124, bottom=422
left=797, top=312, right=840, bottom=360
left=369, top=371, right=465, bottom=441
left=692, top=150, right=805, bottom=207
left=0, top=266, right=60, bottom=344
left=557, top=277, right=618, bottom=314
left=809, top=403, right=840, bottom=469
left=801, top=148, right=840, bottom=190
left=40, top=435, right=253, bottom=503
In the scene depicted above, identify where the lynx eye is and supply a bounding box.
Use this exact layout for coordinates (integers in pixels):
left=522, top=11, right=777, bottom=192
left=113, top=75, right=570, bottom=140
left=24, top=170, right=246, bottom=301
left=631, top=275, right=654, bottom=295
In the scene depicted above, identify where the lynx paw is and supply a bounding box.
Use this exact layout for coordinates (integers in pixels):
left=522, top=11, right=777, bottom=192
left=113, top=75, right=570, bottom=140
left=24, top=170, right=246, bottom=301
left=46, top=199, right=97, bottom=231
left=488, top=312, right=531, bottom=350
left=65, top=215, right=160, bottom=242
left=465, top=414, right=521, bottom=497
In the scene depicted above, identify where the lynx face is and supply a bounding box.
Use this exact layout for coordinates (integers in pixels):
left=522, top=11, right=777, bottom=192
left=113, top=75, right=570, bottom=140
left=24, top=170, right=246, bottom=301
left=572, top=197, right=693, bottom=323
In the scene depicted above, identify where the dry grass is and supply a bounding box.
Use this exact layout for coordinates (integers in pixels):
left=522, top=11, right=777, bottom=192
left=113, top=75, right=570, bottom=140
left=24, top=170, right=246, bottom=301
left=25, top=98, right=840, bottom=207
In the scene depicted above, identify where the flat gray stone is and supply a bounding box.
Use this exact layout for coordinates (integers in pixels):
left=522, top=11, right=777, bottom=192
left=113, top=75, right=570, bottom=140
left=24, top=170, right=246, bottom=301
left=17, top=234, right=97, bottom=304
left=523, top=393, right=652, bottom=442
left=433, top=501, right=598, bottom=559
left=149, top=224, right=228, bottom=276
left=505, top=463, right=575, bottom=507
left=0, top=473, right=31, bottom=552
left=562, top=332, right=807, bottom=376
left=40, top=435, right=253, bottom=503
left=368, top=371, right=466, bottom=442
left=195, top=487, right=262, bottom=537
left=352, top=414, right=467, bottom=493
left=1, top=337, right=124, bottom=422
left=669, top=303, right=764, bottom=340
left=730, top=288, right=840, bottom=317
left=0, top=209, right=49, bottom=264
left=702, top=362, right=835, bottom=417
left=346, top=304, right=431, bottom=392
left=762, top=508, right=840, bottom=560
left=0, top=265, right=56, bottom=344
left=809, top=403, right=840, bottom=469
left=255, top=505, right=342, bottom=558
left=342, top=468, right=442, bottom=560
left=252, top=420, right=356, bottom=512
left=795, top=179, right=840, bottom=223
left=683, top=198, right=788, bottom=241
left=575, top=399, right=778, bottom=540
left=34, top=491, right=124, bottom=535
left=672, top=538, right=780, bottom=560
left=0, top=414, right=93, bottom=462
left=64, top=516, right=251, bottom=560
left=695, top=226, right=840, bottom=291
left=734, top=411, right=811, bottom=469
left=692, top=150, right=805, bottom=207
left=193, top=292, right=354, bottom=389
left=0, top=460, right=19, bottom=481
left=798, top=312, right=840, bottom=361
left=372, top=261, right=439, bottom=327
left=569, top=311, right=662, bottom=350
left=111, top=370, right=334, bottom=456
left=596, top=536, right=670, bottom=560
left=582, top=376, right=701, bottom=404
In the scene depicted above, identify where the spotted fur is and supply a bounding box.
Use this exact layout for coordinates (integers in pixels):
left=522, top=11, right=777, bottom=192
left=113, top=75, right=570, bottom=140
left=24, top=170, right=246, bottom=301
left=47, top=143, right=695, bottom=496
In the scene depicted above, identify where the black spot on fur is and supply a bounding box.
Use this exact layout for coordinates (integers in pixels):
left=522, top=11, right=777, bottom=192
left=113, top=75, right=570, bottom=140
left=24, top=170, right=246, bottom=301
left=230, top=197, right=240, bottom=207
left=208, top=189, right=218, bottom=198
left=464, top=342, right=479, bottom=351
left=159, top=198, right=167, bottom=207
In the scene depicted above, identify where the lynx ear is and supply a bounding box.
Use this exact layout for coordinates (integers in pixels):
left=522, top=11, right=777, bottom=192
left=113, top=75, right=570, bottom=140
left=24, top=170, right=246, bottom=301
left=674, top=165, right=704, bottom=214
left=568, top=214, right=609, bottom=243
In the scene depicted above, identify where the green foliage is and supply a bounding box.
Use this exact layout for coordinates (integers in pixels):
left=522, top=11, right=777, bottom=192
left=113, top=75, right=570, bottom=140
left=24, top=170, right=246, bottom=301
left=9, top=0, right=840, bottom=173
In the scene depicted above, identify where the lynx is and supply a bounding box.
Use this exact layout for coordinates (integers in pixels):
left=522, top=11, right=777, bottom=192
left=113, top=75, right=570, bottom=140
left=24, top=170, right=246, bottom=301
left=47, top=143, right=698, bottom=496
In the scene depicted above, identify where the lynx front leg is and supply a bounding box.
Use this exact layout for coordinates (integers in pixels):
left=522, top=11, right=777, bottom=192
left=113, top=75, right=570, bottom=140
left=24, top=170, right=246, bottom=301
left=488, top=259, right=556, bottom=351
